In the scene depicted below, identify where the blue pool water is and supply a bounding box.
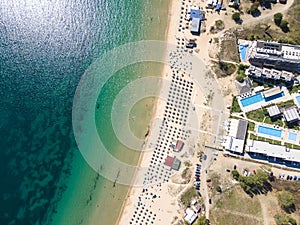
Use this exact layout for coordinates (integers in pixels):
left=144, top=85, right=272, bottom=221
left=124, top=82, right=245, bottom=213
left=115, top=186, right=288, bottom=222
left=265, top=92, right=285, bottom=102
left=288, top=132, right=297, bottom=141
left=240, top=93, right=264, bottom=107
left=240, top=91, right=285, bottom=107
left=258, top=125, right=282, bottom=138
left=239, top=45, right=248, bottom=61
left=296, top=95, right=300, bottom=106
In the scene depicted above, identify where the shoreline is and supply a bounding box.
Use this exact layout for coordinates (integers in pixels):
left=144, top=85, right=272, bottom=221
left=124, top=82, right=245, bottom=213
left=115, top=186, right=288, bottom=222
left=115, top=0, right=174, bottom=224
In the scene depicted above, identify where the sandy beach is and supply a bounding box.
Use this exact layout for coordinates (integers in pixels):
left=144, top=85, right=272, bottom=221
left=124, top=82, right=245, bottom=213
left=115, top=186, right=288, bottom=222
left=116, top=0, right=227, bottom=224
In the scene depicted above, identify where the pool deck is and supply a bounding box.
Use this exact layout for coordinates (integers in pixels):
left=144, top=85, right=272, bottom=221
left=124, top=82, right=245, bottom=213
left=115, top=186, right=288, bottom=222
left=292, top=93, right=300, bottom=107
left=238, top=87, right=292, bottom=113
left=254, top=123, right=300, bottom=145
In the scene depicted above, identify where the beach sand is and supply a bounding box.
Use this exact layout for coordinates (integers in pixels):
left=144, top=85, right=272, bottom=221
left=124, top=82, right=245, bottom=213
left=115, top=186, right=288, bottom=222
left=116, top=0, right=224, bottom=224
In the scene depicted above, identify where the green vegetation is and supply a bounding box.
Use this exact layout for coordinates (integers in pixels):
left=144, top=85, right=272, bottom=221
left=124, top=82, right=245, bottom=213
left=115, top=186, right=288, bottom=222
left=274, top=213, right=297, bottom=225
left=278, top=100, right=295, bottom=108
left=215, top=20, right=225, bottom=30
left=212, top=61, right=237, bottom=78
left=184, top=161, right=192, bottom=167
left=248, top=2, right=260, bottom=16
left=236, top=64, right=249, bottom=83
left=264, top=117, right=284, bottom=127
left=280, top=20, right=289, bottom=33
left=236, top=8, right=300, bottom=45
left=219, top=38, right=240, bottom=63
left=213, top=187, right=262, bottom=216
left=277, top=191, right=295, bottom=213
left=246, top=108, right=267, bottom=122
left=289, top=84, right=300, bottom=94
left=232, top=169, right=240, bottom=180
left=180, top=187, right=198, bottom=207
left=236, top=74, right=245, bottom=83
left=195, top=216, right=209, bottom=225
left=248, top=121, right=255, bottom=131
left=230, top=96, right=242, bottom=113
left=274, top=13, right=283, bottom=26
left=249, top=134, right=282, bottom=145
left=232, top=12, right=240, bottom=23
left=238, top=170, right=271, bottom=196
left=284, top=142, right=300, bottom=150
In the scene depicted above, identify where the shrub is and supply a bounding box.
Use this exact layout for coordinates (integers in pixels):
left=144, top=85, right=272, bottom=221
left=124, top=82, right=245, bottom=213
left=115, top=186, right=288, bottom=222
left=274, top=13, right=283, bottom=26
left=274, top=213, right=297, bottom=225
left=232, top=12, right=240, bottom=22
left=279, top=20, right=289, bottom=32
left=277, top=191, right=295, bottom=212
left=236, top=74, right=245, bottom=83
left=232, top=170, right=240, bottom=180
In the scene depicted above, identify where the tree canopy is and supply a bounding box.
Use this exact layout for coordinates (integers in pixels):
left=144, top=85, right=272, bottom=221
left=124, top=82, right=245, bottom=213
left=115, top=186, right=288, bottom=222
left=277, top=191, right=295, bottom=213
left=232, top=12, right=240, bottom=23
left=274, top=13, right=283, bottom=26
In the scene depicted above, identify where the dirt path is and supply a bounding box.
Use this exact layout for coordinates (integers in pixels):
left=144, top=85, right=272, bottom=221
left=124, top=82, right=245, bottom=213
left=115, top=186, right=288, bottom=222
left=258, top=195, right=271, bottom=225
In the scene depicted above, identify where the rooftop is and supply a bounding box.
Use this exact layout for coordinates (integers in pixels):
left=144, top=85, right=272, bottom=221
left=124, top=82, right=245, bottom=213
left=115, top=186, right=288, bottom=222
left=267, top=105, right=281, bottom=117
left=282, top=106, right=300, bottom=123
left=246, top=140, right=300, bottom=162
left=263, top=87, right=282, bottom=99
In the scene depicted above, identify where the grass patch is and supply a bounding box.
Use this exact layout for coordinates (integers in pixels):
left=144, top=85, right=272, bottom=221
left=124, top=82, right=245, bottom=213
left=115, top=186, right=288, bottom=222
left=211, top=212, right=263, bottom=225
left=249, top=134, right=281, bottom=145
left=246, top=108, right=267, bottom=122
left=284, top=142, right=300, bottom=150
left=212, top=61, right=236, bottom=78
left=210, top=20, right=225, bottom=34
left=214, top=186, right=261, bottom=218
left=219, top=38, right=240, bottom=63
left=264, top=117, right=284, bottom=127
left=278, top=100, right=295, bottom=108
left=248, top=121, right=255, bottom=131
left=288, top=84, right=300, bottom=94
left=231, top=96, right=242, bottom=113
left=180, top=187, right=198, bottom=207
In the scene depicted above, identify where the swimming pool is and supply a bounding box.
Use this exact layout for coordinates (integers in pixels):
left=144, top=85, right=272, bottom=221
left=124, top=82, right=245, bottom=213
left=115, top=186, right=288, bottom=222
left=257, top=125, right=282, bottom=138
left=240, top=93, right=264, bottom=107
left=239, top=45, right=247, bottom=61
left=288, top=132, right=297, bottom=141
left=296, top=95, right=300, bottom=106
left=265, top=92, right=285, bottom=102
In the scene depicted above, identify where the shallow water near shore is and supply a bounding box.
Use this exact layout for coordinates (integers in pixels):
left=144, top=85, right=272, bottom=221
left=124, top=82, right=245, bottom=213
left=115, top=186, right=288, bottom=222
left=0, top=0, right=169, bottom=224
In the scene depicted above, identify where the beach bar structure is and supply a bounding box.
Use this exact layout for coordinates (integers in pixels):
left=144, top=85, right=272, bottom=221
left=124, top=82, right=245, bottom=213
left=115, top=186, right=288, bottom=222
left=164, top=155, right=181, bottom=171
left=223, top=119, right=248, bottom=154
left=191, top=18, right=201, bottom=35
left=184, top=208, right=198, bottom=225
left=248, top=40, right=300, bottom=73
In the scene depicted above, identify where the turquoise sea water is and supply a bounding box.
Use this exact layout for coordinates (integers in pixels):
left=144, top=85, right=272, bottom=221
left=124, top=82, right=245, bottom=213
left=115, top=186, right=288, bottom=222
left=0, top=0, right=168, bottom=224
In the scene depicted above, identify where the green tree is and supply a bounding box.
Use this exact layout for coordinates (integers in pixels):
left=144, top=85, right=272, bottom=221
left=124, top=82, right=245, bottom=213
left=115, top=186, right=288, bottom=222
left=274, top=13, right=283, bottom=26
left=277, top=191, right=295, bottom=212
left=274, top=213, right=297, bottom=225
left=196, top=216, right=209, bottom=225
left=231, top=170, right=240, bottom=180
left=236, top=74, right=245, bottom=83
left=249, top=3, right=259, bottom=15
left=280, top=20, right=289, bottom=32
left=232, top=12, right=240, bottom=23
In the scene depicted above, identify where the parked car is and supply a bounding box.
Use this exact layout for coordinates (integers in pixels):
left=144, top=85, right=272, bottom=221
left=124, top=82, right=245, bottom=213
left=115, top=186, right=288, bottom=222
left=294, top=176, right=298, bottom=180
left=226, top=169, right=230, bottom=172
